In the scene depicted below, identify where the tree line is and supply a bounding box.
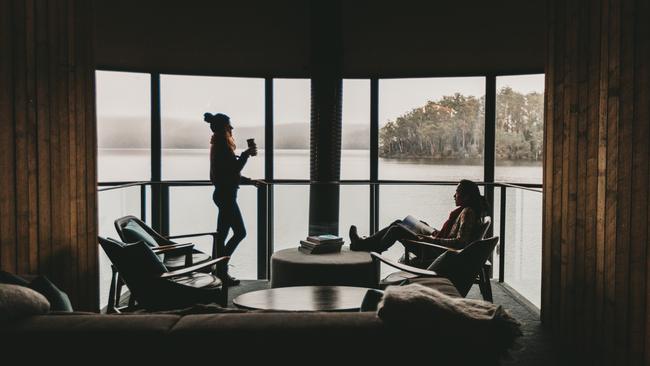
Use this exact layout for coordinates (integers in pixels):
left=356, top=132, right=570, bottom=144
left=379, top=87, right=544, bottom=161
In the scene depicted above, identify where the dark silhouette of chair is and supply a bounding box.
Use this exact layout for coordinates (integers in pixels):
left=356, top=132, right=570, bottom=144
left=99, top=236, right=229, bottom=311
left=393, top=216, right=494, bottom=301
left=107, top=215, right=218, bottom=312
left=372, top=236, right=500, bottom=300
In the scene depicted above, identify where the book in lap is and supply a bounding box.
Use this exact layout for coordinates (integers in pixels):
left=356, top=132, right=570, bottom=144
left=397, top=215, right=436, bottom=236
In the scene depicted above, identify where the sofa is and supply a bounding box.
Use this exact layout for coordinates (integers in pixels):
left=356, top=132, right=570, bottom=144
left=0, top=277, right=516, bottom=365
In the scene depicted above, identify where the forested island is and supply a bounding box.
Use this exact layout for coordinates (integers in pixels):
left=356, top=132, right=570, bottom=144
left=379, top=87, right=544, bottom=161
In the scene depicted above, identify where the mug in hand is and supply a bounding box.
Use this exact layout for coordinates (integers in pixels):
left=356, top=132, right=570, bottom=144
left=247, top=138, right=257, bottom=156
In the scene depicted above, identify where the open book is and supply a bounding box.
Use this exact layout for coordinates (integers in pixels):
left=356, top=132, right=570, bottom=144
left=396, top=215, right=436, bottom=237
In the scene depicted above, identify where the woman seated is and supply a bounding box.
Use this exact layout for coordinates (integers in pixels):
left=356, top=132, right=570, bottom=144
left=349, top=179, right=489, bottom=265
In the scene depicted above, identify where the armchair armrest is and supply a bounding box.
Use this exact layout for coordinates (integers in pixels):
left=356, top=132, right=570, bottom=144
left=370, top=252, right=439, bottom=277
left=152, top=243, right=195, bottom=266
left=151, top=243, right=194, bottom=254
left=400, top=239, right=462, bottom=254
left=160, top=256, right=230, bottom=279
left=166, top=231, right=218, bottom=240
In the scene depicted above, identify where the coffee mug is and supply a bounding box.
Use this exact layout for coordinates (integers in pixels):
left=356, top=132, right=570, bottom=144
left=247, top=138, right=257, bottom=156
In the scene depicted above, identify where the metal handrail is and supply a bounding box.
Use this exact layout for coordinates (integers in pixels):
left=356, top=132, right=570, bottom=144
left=98, top=179, right=543, bottom=190
left=97, top=181, right=149, bottom=192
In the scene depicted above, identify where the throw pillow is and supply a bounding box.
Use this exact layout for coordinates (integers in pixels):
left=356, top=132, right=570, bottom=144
left=122, top=220, right=159, bottom=247
left=0, top=284, right=50, bottom=324
left=29, top=276, right=73, bottom=312
left=0, top=270, right=30, bottom=286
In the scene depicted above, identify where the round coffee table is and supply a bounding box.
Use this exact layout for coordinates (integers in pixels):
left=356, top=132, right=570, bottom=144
left=233, top=286, right=375, bottom=312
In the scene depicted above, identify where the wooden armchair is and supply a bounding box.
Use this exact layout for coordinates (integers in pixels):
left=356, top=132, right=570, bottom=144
left=106, top=216, right=220, bottom=312
left=99, top=236, right=230, bottom=311
left=374, top=236, right=500, bottom=301
left=394, top=216, right=494, bottom=301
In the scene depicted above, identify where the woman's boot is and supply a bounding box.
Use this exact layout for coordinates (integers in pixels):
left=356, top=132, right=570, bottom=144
left=349, top=225, right=380, bottom=251
left=216, top=259, right=240, bottom=286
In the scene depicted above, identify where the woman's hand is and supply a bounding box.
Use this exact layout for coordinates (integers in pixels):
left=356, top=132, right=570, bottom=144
left=242, top=147, right=257, bottom=157
left=241, top=147, right=257, bottom=157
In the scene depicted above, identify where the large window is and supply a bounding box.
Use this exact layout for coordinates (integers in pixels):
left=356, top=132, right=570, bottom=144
left=495, top=74, right=545, bottom=184
left=96, top=71, right=151, bottom=182
left=161, top=75, right=265, bottom=180
left=341, top=79, right=370, bottom=180
left=96, top=71, right=544, bottom=307
left=273, top=79, right=310, bottom=179
left=378, top=77, right=485, bottom=181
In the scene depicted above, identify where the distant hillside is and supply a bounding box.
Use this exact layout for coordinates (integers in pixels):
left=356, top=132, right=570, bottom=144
left=97, top=117, right=370, bottom=149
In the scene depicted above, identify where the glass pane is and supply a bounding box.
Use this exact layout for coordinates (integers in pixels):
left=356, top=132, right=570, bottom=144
left=339, top=184, right=370, bottom=242
left=494, top=187, right=543, bottom=308
left=97, top=186, right=142, bottom=310
left=161, top=75, right=265, bottom=180
left=96, top=71, right=150, bottom=182
left=378, top=77, right=485, bottom=181
left=495, top=74, right=544, bottom=184
left=274, top=79, right=310, bottom=179
left=341, top=79, right=370, bottom=180
left=273, top=184, right=310, bottom=251
left=169, top=185, right=258, bottom=280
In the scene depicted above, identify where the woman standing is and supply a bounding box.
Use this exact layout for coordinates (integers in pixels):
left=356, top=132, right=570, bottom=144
left=205, top=112, right=257, bottom=286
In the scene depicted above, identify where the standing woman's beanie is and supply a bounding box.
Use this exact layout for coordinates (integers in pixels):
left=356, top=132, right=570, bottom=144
left=204, top=112, right=231, bottom=127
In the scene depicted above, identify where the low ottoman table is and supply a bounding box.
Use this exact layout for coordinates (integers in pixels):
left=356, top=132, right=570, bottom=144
left=270, top=247, right=379, bottom=288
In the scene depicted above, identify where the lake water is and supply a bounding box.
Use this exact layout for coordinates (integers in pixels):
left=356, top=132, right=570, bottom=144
left=97, top=149, right=542, bottom=309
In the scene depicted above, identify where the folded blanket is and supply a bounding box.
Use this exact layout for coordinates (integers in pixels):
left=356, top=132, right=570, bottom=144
left=377, top=284, right=522, bottom=357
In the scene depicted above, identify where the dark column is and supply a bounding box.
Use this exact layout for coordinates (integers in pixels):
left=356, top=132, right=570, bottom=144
left=308, top=0, right=343, bottom=236
left=484, top=75, right=496, bottom=237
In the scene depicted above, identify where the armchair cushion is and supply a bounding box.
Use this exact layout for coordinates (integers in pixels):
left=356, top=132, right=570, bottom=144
left=0, top=284, right=50, bottom=324
left=123, top=241, right=169, bottom=275
left=427, top=251, right=458, bottom=276
left=122, top=220, right=158, bottom=247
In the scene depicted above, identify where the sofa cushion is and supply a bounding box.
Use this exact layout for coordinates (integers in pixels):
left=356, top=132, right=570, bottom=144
left=376, top=283, right=522, bottom=360
left=405, top=276, right=461, bottom=298
left=122, top=220, right=159, bottom=247
left=29, top=276, right=73, bottom=312
left=0, top=284, right=50, bottom=324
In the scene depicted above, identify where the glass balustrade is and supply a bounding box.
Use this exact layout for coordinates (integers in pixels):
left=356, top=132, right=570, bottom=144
left=98, top=181, right=542, bottom=311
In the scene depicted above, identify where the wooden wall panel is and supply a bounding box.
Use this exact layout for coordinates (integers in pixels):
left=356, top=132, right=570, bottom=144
left=544, top=0, right=650, bottom=364
left=0, top=0, right=98, bottom=311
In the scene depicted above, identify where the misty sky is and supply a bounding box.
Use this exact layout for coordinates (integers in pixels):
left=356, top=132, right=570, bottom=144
left=96, top=71, right=543, bottom=128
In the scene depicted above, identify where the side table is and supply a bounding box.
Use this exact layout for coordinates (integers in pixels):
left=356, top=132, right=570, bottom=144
left=270, top=247, right=379, bottom=288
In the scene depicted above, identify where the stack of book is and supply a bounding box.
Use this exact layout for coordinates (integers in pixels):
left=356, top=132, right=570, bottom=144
left=299, top=234, right=344, bottom=254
